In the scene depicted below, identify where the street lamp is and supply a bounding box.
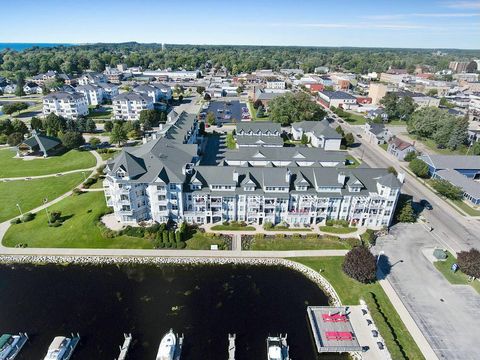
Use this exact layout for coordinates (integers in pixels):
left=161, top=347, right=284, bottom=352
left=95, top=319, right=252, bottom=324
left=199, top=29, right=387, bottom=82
left=43, top=198, right=51, bottom=224
left=16, top=203, right=23, bottom=217
left=82, top=171, right=87, bottom=181
left=377, top=250, right=385, bottom=266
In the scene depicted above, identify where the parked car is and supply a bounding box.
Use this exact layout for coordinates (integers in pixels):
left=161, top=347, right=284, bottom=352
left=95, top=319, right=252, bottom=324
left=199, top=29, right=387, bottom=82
left=420, top=199, right=433, bottom=210
left=371, top=330, right=379, bottom=338
left=356, top=134, right=362, bottom=138
left=377, top=342, right=384, bottom=350
left=366, top=319, right=372, bottom=326
left=362, top=309, right=368, bottom=315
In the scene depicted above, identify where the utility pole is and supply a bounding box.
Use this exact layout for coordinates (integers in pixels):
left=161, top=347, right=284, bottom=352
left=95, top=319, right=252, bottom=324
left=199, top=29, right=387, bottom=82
left=16, top=203, right=23, bottom=217
left=43, top=198, right=51, bottom=224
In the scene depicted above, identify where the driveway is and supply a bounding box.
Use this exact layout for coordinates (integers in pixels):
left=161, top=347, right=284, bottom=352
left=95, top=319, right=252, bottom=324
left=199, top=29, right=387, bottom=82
left=374, top=223, right=480, bottom=360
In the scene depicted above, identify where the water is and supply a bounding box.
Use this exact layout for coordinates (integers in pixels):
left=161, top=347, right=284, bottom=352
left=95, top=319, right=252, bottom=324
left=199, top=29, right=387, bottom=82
left=0, top=263, right=346, bottom=360
left=0, top=43, right=73, bottom=51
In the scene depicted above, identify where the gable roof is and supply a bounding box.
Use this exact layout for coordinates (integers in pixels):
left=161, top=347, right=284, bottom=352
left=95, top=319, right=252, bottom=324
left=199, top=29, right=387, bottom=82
left=20, top=132, right=61, bottom=154
left=419, top=155, right=480, bottom=171
left=292, top=120, right=342, bottom=139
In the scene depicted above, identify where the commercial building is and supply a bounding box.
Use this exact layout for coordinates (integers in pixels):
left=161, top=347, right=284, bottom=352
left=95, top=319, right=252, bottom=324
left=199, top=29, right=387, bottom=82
left=318, top=91, right=357, bottom=109
left=43, top=91, right=88, bottom=119
left=368, top=83, right=388, bottom=105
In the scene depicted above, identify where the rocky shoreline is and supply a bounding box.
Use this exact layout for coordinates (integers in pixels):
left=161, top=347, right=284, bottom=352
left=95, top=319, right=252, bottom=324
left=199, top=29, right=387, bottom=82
left=0, top=255, right=341, bottom=306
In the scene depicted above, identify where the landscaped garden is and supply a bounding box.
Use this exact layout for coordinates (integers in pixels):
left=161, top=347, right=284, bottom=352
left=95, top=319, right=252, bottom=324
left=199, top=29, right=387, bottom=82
left=0, top=172, right=86, bottom=222
left=243, top=233, right=357, bottom=250
left=434, top=250, right=480, bottom=294
left=211, top=221, right=256, bottom=231
left=292, top=257, right=424, bottom=360
left=319, top=219, right=357, bottom=234
left=0, top=148, right=96, bottom=177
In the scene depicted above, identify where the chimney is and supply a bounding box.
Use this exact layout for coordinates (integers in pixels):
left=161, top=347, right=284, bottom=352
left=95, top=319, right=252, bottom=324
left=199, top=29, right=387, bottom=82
left=338, top=172, right=346, bottom=185
left=285, top=169, right=291, bottom=183
left=232, top=169, right=239, bottom=183
left=397, top=172, right=405, bottom=183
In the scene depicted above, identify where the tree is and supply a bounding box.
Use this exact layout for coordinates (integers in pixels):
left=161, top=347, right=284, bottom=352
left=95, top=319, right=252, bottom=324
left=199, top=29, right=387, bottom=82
left=2, top=102, right=28, bottom=116
left=426, top=89, right=438, bottom=97
left=344, top=133, right=355, bottom=147
left=300, top=133, right=309, bottom=145
left=7, top=132, right=24, bottom=146
left=204, top=93, right=211, bottom=101
left=409, top=158, right=429, bottom=178
left=59, top=131, right=85, bottom=149
left=85, top=118, right=97, bottom=133
left=268, top=92, right=326, bottom=125
left=89, top=137, right=101, bottom=147
left=430, top=179, right=463, bottom=200
left=11, top=119, right=29, bottom=135
left=396, top=201, right=416, bottom=223
left=0, top=119, right=13, bottom=135
left=447, top=116, right=468, bottom=150
left=256, top=106, right=265, bottom=118
left=30, top=116, right=43, bottom=131
left=104, top=120, right=113, bottom=132
left=387, top=166, right=398, bottom=176
left=380, top=93, right=399, bottom=118
left=253, top=99, right=263, bottom=109
left=403, top=151, right=417, bottom=162
left=196, top=86, right=205, bottom=94
left=397, top=96, right=416, bottom=120
left=206, top=112, right=216, bottom=126
left=198, top=121, right=205, bottom=135
left=42, top=113, right=66, bottom=137
left=457, top=249, right=480, bottom=278
left=335, top=125, right=345, bottom=137
left=15, top=74, right=25, bottom=97
left=139, top=109, right=165, bottom=129
left=110, top=123, right=128, bottom=146
left=342, top=246, right=377, bottom=283
left=127, top=129, right=141, bottom=139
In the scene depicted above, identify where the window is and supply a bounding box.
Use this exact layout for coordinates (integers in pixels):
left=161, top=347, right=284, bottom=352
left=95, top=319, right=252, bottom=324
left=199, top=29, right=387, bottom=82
left=390, top=189, right=397, bottom=196
left=159, top=206, right=167, bottom=211
left=170, top=184, right=177, bottom=190
left=157, top=185, right=165, bottom=191
left=158, top=195, right=166, bottom=201
left=387, top=201, right=394, bottom=207
left=120, top=195, right=129, bottom=201
left=171, top=204, right=178, bottom=210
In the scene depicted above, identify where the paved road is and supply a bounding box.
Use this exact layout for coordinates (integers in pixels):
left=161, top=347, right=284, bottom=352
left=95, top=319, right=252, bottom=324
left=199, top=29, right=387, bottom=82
left=335, top=118, right=480, bottom=254
left=375, top=224, right=480, bottom=360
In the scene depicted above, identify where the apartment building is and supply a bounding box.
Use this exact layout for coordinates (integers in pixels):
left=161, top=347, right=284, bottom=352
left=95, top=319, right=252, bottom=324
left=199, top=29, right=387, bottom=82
left=43, top=91, right=88, bottom=119
left=76, top=84, right=104, bottom=106
left=291, top=120, right=342, bottom=150
left=235, top=122, right=283, bottom=148
left=266, top=81, right=286, bottom=90
left=133, top=83, right=173, bottom=103
left=112, top=92, right=154, bottom=121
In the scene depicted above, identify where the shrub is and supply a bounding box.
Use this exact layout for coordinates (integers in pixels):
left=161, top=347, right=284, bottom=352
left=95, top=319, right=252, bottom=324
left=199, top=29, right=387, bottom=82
left=177, top=241, right=186, bottom=249
left=48, top=220, right=63, bottom=227
left=325, top=219, right=334, bottom=226
left=342, top=246, right=377, bottom=283
left=409, top=158, right=429, bottom=178
left=0, top=134, right=7, bottom=144
left=430, top=179, right=463, bottom=200
left=82, top=177, right=97, bottom=188
left=263, top=221, right=274, bottom=230
left=10, top=218, right=21, bottom=225
left=346, top=237, right=361, bottom=248
left=72, top=188, right=84, bottom=196
left=361, top=229, right=377, bottom=246
left=403, top=151, right=417, bottom=162
left=396, top=201, right=416, bottom=223
left=457, top=248, right=480, bottom=278
left=21, top=212, right=35, bottom=222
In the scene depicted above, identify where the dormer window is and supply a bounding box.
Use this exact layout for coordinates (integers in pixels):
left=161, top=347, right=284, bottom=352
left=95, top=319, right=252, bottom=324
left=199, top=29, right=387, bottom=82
left=296, top=185, right=307, bottom=191
left=116, top=169, right=126, bottom=178
left=244, top=186, right=255, bottom=191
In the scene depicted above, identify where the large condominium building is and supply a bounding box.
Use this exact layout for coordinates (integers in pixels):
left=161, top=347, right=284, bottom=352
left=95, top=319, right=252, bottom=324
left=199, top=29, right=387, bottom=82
left=133, top=83, right=173, bottom=103
left=112, top=92, right=154, bottom=121
left=76, top=84, right=104, bottom=106
left=104, top=112, right=402, bottom=228
left=43, top=91, right=88, bottom=119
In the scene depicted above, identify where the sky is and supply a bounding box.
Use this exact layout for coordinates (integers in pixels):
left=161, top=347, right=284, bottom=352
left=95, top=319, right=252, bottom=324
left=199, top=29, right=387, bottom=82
left=1, top=0, right=480, bottom=49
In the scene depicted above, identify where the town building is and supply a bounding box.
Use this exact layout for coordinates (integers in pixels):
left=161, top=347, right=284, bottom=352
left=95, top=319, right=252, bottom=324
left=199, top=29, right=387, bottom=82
left=31, top=70, right=60, bottom=85
left=291, top=120, right=342, bottom=150
left=318, top=91, right=357, bottom=109
left=23, top=82, right=42, bottom=95
left=364, top=123, right=391, bottom=144
left=235, top=122, right=283, bottom=148
left=396, top=90, right=440, bottom=108
left=97, top=83, right=119, bottom=101
left=266, top=81, right=286, bottom=90
left=418, top=155, right=480, bottom=179
left=434, top=169, right=480, bottom=205
left=387, top=137, right=416, bottom=160
left=77, top=72, right=107, bottom=85
left=133, top=83, right=172, bottom=103
left=112, top=92, right=154, bottom=121
left=368, top=83, right=388, bottom=105
left=449, top=61, right=478, bottom=73
left=43, top=91, right=88, bottom=119
left=76, top=84, right=104, bottom=106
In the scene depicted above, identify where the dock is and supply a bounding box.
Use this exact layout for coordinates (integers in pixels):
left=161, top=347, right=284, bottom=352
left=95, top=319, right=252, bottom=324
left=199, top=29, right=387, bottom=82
left=307, top=306, right=363, bottom=353
left=64, top=333, right=81, bottom=360
left=228, top=334, right=236, bottom=360
left=116, top=333, right=132, bottom=360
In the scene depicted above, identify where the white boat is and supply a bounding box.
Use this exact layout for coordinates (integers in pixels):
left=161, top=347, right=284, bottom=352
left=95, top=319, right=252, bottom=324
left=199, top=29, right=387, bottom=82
left=267, top=335, right=290, bottom=360
left=43, top=334, right=80, bottom=360
left=156, top=329, right=183, bottom=360
left=0, top=333, right=28, bottom=360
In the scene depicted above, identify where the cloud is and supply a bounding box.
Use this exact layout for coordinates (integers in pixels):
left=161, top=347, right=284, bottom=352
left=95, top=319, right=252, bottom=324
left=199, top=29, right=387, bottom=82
left=363, top=12, right=480, bottom=19
left=442, top=1, right=480, bottom=9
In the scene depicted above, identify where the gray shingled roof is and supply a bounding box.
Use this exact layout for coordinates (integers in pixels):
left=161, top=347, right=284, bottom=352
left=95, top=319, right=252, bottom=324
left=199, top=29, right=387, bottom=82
left=223, top=147, right=345, bottom=164
left=419, top=155, right=480, bottom=171
left=436, top=169, right=480, bottom=199
left=292, top=120, right=342, bottom=139
left=236, top=136, right=284, bottom=147
left=236, top=122, right=281, bottom=134
left=113, top=92, right=151, bottom=102
left=320, top=90, right=356, bottom=100
left=21, top=133, right=61, bottom=153
left=44, top=91, right=85, bottom=101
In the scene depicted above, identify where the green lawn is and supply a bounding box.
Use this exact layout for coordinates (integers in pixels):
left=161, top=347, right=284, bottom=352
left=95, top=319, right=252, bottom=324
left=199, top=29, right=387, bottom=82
left=0, top=172, right=85, bottom=222
left=247, top=101, right=270, bottom=121
left=292, top=257, right=424, bottom=360
left=248, top=236, right=351, bottom=250
left=379, top=143, right=388, bottom=151
left=450, top=199, right=480, bottom=216
left=0, top=149, right=96, bottom=178
left=86, top=110, right=112, bottom=119
left=226, top=133, right=236, bottom=149
left=0, top=103, right=43, bottom=121
left=345, top=154, right=361, bottom=168
left=211, top=224, right=256, bottom=231
left=388, top=119, right=407, bottom=126
left=319, top=225, right=357, bottom=234
left=434, top=251, right=480, bottom=293
left=185, top=233, right=230, bottom=250
left=264, top=226, right=311, bottom=232
left=409, top=135, right=467, bottom=155
left=344, top=111, right=367, bottom=125
left=97, top=150, right=120, bottom=161
left=3, top=191, right=152, bottom=249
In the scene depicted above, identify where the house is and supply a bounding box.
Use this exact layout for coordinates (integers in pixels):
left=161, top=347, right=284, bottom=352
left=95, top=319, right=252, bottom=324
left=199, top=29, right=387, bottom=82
left=133, top=83, right=172, bottom=103
left=43, top=91, right=88, bottom=119
left=387, top=137, right=416, bottom=160
left=291, top=120, right=342, bottom=150
left=16, top=131, right=62, bottom=158
left=317, top=90, right=357, bottom=109
left=23, top=82, right=42, bottom=95
left=364, top=123, right=391, bottom=144
left=235, top=122, right=283, bottom=148
left=31, top=70, right=58, bottom=85
left=103, top=66, right=124, bottom=83
left=3, top=84, right=17, bottom=94
left=76, top=84, right=105, bottom=106
left=418, top=155, right=480, bottom=179
left=366, top=108, right=389, bottom=122
left=112, top=92, right=154, bottom=121
left=435, top=169, right=480, bottom=205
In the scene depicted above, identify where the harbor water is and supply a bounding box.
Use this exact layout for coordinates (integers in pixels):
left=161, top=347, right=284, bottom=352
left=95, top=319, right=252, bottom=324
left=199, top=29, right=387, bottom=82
left=0, top=263, right=347, bottom=360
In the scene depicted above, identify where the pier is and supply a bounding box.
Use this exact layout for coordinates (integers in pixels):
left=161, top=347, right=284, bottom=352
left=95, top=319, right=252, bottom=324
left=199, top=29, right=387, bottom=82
left=116, top=333, right=132, bottom=360
left=228, top=334, right=236, bottom=360
left=307, top=306, right=363, bottom=353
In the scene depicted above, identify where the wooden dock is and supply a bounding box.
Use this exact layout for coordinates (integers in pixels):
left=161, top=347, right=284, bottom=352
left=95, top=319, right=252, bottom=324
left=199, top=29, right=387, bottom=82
left=116, top=333, right=132, bottom=360
left=228, top=333, right=236, bottom=360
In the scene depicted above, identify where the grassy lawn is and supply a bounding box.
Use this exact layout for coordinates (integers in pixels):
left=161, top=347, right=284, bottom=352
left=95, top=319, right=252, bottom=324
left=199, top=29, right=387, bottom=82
left=292, top=257, right=424, bottom=360
left=247, top=101, right=270, bottom=121
left=379, top=143, right=388, bottom=151
left=0, top=103, right=43, bottom=121
left=0, top=149, right=96, bottom=178
left=249, top=236, right=351, bottom=250
left=345, top=154, right=361, bottom=168
left=434, top=251, right=480, bottom=294
left=185, top=233, right=230, bottom=250
left=211, top=224, right=256, bottom=231
left=0, top=172, right=85, bottom=222
left=409, top=135, right=467, bottom=155
left=226, top=133, right=236, bottom=149
left=319, top=225, right=357, bottom=234
left=86, top=110, right=112, bottom=120
left=344, top=111, right=367, bottom=125
left=388, top=119, right=407, bottom=126
left=97, top=150, right=120, bottom=161
left=3, top=191, right=152, bottom=249
left=450, top=199, right=480, bottom=216
left=264, top=226, right=311, bottom=232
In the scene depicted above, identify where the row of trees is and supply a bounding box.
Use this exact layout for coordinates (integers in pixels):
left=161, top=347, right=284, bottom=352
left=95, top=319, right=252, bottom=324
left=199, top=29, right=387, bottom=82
left=268, top=92, right=326, bottom=125
left=380, top=93, right=416, bottom=121
left=2, top=43, right=476, bottom=78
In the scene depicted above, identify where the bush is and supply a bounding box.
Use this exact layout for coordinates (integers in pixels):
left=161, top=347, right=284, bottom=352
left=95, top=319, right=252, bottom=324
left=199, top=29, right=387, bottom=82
left=430, top=179, right=463, bottom=200
left=72, top=188, right=84, bottom=196
left=325, top=219, right=334, bottom=226
left=48, top=220, right=63, bottom=227
left=457, top=248, right=480, bottom=278
left=346, top=237, right=361, bottom=248
left=396, top=200, right=416, bottom=223
left=409, top=158, right=429, bottom=178
left=21, top=212, right=35, bottom=222
left=0, top=134, right=7, bottom=144
left=263, top=221, right=274, bottom=230
left=10, top=218, right=21, bottom=225
left=82, top=177, right=97, bottom=188
left=361, top=229, right=377, bottom=246
left=403, top=151, right=417, bottom=162
left=342, top=246, right=377, bottom=283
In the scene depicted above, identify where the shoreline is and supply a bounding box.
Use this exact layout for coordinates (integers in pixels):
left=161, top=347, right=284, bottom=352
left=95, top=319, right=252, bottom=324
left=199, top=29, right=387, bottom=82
left=0, top=255, right=341, bottom=306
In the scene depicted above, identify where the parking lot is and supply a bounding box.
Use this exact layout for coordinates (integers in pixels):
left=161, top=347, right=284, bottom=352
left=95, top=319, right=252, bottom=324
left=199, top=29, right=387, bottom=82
left=200, top=100, right=249, bottom=125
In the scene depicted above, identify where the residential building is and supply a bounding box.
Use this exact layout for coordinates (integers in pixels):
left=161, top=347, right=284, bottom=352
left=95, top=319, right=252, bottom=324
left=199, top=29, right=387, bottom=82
left=314, top=66, right=329, bottom=74
left=434, top=169, right=480, bottom=205
left=418, top=155, right=480, bottom=179
left=396, top=90, right=440, bottom=108
left=235, top=122, right=283, bottom=148
left=77, top=72, right=107, bottom=85
left=364, top=123, right=391, bottom=144
left=133, top=83, right=172, bottom=103
left=142, top=70, right=200, bottom=81
left=31, top=70, right=59, bottom=85
left=318, top=90, right=357, bottom=109
left=379, top=72, right=409, bottom=85
left=366, top=108, right=388, bottom=122
left=112, top=92, right=154, bottom=121
left=103, top=66, right=124, bottom=83
left=368, top=83, right=388, bottom=105
left=16, top=130, right=62, bottom=158
left=97, top=83, right=119, bottom=101
left=253, top=88, right=288, bottom=107
left=43, top=91, right=88, bottom=119
left=23, top=82, right=42, bottom=95
left=387, top=137, right=416, bottom=160
left=76, top=84, right=104, bottom=106
left=291, top=120, right=342, bottom=150
left=453, top=73, right=479, bottom=82
left=3, top=84, right=17, bottom=94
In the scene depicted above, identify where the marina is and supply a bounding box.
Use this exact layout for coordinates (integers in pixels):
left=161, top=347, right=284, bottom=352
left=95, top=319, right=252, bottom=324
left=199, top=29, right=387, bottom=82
left=0, top=333, right=28, bottom=360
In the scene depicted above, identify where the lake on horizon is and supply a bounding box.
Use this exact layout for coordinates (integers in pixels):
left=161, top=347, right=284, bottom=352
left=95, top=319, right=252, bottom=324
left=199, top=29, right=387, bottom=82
left=0, top=263, right=346, bottom=360
left=0, top=43, right=73, bottom=51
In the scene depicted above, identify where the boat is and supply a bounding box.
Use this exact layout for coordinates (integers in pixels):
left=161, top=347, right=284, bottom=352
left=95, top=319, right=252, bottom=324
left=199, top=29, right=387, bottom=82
left=156, top=329, right=183, bottom=360
left=0, top=333, right=28, bottom=360
left=266, top=334, right=290, bottom=360
left=43, top=334, right=80, bottom=360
